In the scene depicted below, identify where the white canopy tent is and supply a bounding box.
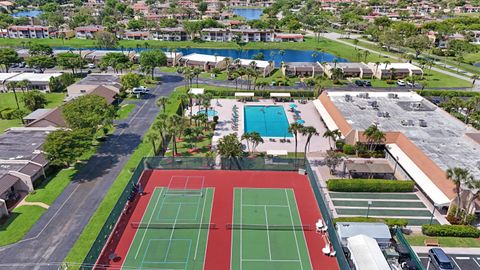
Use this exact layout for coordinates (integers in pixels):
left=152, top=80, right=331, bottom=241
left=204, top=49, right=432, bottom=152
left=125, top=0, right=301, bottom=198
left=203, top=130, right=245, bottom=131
left=189, top=88, right=205, bottom=95
left=347, top=235, right=390, bottom=270
left=235, top=92, right=255, bottom=97
left=270, top=92, right=291, bottom=98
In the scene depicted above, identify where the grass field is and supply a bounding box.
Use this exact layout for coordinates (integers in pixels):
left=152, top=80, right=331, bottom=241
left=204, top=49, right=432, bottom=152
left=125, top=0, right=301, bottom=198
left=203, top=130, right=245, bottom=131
left=406, top=235, right=480, bottom=248
left=122, top=187, right=213, bottom=270
left=231, top=188, right=312, bottom=270
left=0, top=205, right=47, bottom=246
left=116, top=103, right=136, bottom=120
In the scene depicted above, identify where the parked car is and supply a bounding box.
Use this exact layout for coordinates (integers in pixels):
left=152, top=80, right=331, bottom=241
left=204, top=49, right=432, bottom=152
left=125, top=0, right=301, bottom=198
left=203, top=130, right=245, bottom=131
left=132, top=86, right=149, bottom=94
left=363, top=80, right=372, bottom=87
left=87, top=63, right=95, bottom=69
left=397, top=80, right=406, bottom=86
left=18, top=62, right=26, bottom=68
left=354, top=80, right=364, bottom=87
left=428, top=248, right=455, bottom=270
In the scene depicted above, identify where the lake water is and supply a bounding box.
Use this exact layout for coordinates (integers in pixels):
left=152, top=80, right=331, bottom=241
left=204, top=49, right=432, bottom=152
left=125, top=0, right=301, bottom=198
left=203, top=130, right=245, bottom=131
left=54, top=47, right=348, bottom=67
left=232, top=8, right=263, bottom=20
left=12, top=10, right=43, bottom=17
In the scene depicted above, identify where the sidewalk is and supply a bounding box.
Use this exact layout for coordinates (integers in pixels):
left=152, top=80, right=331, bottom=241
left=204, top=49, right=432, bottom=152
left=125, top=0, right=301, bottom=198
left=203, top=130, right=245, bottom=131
left=413, top=246, right=480, bottom=255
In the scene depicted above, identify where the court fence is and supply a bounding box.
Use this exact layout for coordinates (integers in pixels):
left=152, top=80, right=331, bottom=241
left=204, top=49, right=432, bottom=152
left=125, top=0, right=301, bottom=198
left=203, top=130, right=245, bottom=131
left=221, top=156, right=306, bottom=171
left=395, top=229, right=425, bottom=270
left=305, top=162, right=352, bottom=270
left=80, top=158, right=146, bottom=270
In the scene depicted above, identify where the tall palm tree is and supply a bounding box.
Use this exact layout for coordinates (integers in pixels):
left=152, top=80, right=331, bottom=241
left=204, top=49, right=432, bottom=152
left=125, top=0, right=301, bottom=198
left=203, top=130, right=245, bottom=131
left=241, top=132, right=252, bottom=153
left=463, top=180, right=480, bottom=223
left=193, top=67, right=202, bottom=87
left=471, top=75, right=479, bottom=88
left=288, top=123, right=304, bottom=160
left=249, top=132, right=263, bottom=153
left=301, top=126, right=318, bottom=154
left=363, top=124, right=385, bottom=151
left=383, top=60, right=391, bottom=79
left=145, top=131, right=159, bottom=155
left=323, top=129, right=340, bottom=150
left=156, top=96, right=169, bottom=112
left=374, top=61, right=381, bottom=79
left=154, top=113, right=168, bottom=155
left=6, top=81, right=20, bottom=110
left=202, top=93, right=212, bottom=117
left=446, top=167, right=474, bottom=217
left=217, top=133, right=243, bottom=169
left=178, top=93, right=189, bottom=113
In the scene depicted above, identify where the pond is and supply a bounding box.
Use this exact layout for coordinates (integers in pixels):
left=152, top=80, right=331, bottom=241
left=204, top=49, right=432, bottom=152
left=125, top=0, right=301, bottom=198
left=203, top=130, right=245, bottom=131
left=12, top=10, right=43, bottom=18
left=53, top=47, right=349, bottom=67
left=231, top=8, right=263, bottom=21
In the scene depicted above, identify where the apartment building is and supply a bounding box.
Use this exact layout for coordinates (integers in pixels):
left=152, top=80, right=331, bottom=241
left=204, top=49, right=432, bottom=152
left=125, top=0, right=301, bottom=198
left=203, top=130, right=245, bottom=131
left=75, top=25, right=105, bottom=39
left=151, top=27, right=189, bottom=41
left=7, top=26, right=53, bottom=38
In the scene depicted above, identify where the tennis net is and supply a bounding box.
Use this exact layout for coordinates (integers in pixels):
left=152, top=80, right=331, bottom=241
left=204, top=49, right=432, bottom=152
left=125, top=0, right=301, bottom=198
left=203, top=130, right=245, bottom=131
left=131, top=222, right=216, bottom=229
left=226, top=224, right=312, bottom=231
left=163, top=189, right=204, bottom=197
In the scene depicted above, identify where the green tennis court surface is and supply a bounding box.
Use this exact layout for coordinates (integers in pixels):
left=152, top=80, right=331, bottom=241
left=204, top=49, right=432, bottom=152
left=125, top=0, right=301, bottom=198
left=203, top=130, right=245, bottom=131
left=231, top=188, right=312, bottom=270
left=122, top=187, right=214, bottom=270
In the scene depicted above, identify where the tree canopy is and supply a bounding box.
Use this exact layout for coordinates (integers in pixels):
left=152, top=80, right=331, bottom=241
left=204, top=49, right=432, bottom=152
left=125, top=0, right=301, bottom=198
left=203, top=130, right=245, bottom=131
left=139, top=49, right=167, bottom=78
left=62, top=94, right=115, bottom=133
left=43, top=129, right=92, bottom=167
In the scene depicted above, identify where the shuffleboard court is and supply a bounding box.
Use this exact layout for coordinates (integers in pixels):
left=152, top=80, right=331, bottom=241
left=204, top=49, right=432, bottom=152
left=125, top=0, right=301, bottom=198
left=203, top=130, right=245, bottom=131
left=231, top=188, right=312, bottom=270
left=121, top=187, right=214, bottom=270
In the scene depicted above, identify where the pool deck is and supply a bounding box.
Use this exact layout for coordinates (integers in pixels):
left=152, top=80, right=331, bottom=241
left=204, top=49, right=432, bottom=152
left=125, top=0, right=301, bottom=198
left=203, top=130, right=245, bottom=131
left=191, top=99, right=330, bottom=154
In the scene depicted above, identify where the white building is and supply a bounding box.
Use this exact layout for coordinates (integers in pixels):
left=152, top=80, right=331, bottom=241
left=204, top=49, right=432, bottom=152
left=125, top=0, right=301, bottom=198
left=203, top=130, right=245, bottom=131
left=347, top=235, right=390, bottom=270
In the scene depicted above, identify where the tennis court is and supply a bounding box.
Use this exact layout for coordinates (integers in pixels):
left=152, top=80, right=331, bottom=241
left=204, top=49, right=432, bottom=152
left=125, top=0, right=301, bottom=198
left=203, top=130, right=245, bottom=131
left=231, top=188, right=312, bottom=270
left=121, top=183, right=214, bottom=270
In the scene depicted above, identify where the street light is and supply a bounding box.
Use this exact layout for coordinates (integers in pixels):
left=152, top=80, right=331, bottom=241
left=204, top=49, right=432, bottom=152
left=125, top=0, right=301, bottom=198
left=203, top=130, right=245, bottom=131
left=366, top=200, right=372, bottom=218
left=430, top=203, right=439, bottom=225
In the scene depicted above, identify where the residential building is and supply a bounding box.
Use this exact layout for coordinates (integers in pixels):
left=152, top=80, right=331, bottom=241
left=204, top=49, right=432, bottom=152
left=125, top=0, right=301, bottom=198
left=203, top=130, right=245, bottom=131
left=230, top=28, right=274, bottom=42
left=231, top=58, right=275, bottom=77
left=67, top=74, right=121, bottom=99
left=201, top=28, right=229, bottom=42
left=282, top=62, right=323, bottom=77
left=367, top=62, right=423, bottom=79
left=313, top=91, right=480, bottom=209
left=23, top=109, right=54, bottom=125
left=337, top=222, right=391, bottom=249
left=165, top=52, right=183, bottom=66
left=179, top=53, right=227, bottom=71
left=26, top=107, right=67, bottom=128
left=273, top=33, right=304, bottom=42
left=75, top=25, right=105, bottom=39
left=123, top=31, right=149, bottom=40
left=150, top=27, right=188, bottom=41
left=4, top=73, right=63, bottom=92
left=324, top=62, right=373, bottom=78
left=347, top=235, right=390, bottom=270
left=7, top=26, right=53, bottom=39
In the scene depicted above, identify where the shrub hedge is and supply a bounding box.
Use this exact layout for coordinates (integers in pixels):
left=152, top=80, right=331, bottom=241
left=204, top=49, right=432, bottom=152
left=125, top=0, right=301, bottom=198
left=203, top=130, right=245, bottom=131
left=333, top=216, right=408, bottom=228
left=417, top=90, right=480, bottom=98
left=422, top=224, right=480, bottom=238
left=327, top=179, right=415, bottom=192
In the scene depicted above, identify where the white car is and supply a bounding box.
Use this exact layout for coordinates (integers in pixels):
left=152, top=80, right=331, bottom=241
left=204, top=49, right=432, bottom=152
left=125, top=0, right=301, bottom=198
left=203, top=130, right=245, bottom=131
left=397, top=80, right=406, bottom=86
left=87, top=63, right=95, bottom=69
left=132, top=86, right=149, bottom=94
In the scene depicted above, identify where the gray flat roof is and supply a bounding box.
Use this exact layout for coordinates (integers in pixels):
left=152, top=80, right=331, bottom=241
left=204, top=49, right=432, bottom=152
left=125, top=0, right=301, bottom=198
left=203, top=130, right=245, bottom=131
left=284, top=62, right=320, bottom=67
left=329, top=92, right=480, bottom=179
left=337, top=222, right=391, bottom=240
left=0, top=129, right=50, bottom=161
left=76, top=74, right=120, bottom=85
left=23, top=109, right=52, bottom=121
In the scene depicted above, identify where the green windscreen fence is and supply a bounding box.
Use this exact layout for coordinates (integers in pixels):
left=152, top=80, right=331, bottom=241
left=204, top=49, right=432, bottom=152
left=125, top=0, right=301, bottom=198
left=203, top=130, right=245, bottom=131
left=79, top=158, right=145, bottom=270
left=221, top=156, right=305, bottom=171
left=144, top=156, right=216, bottom=170
left=395, top=229, right=425, bottom=270
left=305, top=163, right=351, bottom=270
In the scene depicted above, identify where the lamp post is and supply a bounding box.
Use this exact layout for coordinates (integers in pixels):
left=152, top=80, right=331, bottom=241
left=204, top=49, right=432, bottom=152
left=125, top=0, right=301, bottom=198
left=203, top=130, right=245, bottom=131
left=366, top=200, right=372, bottom=218
left=430, top=203, right=439, bottom=225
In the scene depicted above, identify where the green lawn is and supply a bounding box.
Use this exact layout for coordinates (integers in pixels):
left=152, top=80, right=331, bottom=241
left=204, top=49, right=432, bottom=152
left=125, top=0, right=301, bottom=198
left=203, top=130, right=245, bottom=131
left=173, top=131, right=213, bottom=157
left=405, top=235, right=480, bottom=248
left=65, top=86, right=185, bottom=269
left=26, top=168, right=76, bottom=205
left=0, top=92, right=65, bottom=132
left=0, top=205, right=47, bottom=246
left=115, top=103, right=136, bottom=120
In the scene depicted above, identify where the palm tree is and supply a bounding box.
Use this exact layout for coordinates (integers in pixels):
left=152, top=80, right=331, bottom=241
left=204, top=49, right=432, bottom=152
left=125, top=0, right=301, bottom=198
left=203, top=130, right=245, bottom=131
left=389, top=67, right=396, bottom=80
left=217, top=133, right=243, bottom=169
left=363, top=124, right=385, bottom=151
left=202, top=93, right=212, bottom=117
left=145, top=131, right=159, bottom=155
left=249, top=132, right=263, bottom=153
left=383, top=60, right=391, bottom=79
left=301, top=126, right=318, bottom=154
left=167, top=114, right=183, bottom=156
left=463, top=180, right=480, bottom=223
left=156, top=96, right=169, bottom=112
left=241, top=132, right=252, bottom=153
left=353, top=39, right=359, bottom=50
left=18, top=79, right=31, bottom=93
left=154, top=113, right=168, bottom=155
left=363, top=50, right=370, bottom=62
left=6, top=81, right=23, bottom=124
left=471, top=75, right=479, bottom=88
left=288, top=123, right=304, bottom=159
left=193, top=67, right=202, bottom=87
left=374, top=61, right=381, bottom=79
left=323, top=129, right=340, bottom=150
left=446, top=167, right=474, bottom=218
left=178, top=93, right=189, bottom=113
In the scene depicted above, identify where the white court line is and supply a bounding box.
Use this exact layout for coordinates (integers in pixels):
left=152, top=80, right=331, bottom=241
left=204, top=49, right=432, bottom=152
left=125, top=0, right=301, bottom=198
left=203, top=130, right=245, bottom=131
left=242, top=204, right=289, bottom=208
left=163, top=203, right=182, bottom=261
left=134, top=187, right=164, bottom=259
left=452, top=258, right=462, bottom=270
left=202, top=187, right=215, bottom=270
left=284, top=189, right=304, bottom=270
left=230, top=188, right=236, bottom=270
left=194, top=189, right=209, bottom=260
left=456, top=257, right=471, bottom=260
left=242, top=259, right=301, bottom=262
left=264, top=206, right=273, bottom=260
left=240, top=189, right=243, bottom=270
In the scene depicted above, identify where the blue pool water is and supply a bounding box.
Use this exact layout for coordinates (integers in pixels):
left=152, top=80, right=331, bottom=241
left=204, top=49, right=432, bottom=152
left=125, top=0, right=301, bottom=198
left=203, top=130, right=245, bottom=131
left=12, top=10, right=43, bottom=17
left=232, top=8, right=263, bottom=20
left=244, top=105, right=292, bottom=137
left=197, top=109, right=218, bottom=117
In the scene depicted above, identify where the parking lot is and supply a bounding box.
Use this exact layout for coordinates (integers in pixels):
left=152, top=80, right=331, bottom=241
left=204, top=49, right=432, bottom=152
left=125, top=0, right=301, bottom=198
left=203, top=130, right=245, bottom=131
left=419, top=253, right=480, bottom=270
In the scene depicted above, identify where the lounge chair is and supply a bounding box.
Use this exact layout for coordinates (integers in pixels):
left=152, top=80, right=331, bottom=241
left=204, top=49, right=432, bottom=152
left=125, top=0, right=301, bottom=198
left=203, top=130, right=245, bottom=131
left=315, top=219, right=324, bottom=232
left=322, top=245, right=331, bottom=255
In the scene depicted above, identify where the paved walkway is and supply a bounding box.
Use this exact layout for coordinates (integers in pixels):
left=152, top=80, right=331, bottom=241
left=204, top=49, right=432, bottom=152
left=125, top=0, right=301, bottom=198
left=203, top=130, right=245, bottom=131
left=0, top=73, right=183, bottom=270
left=16, top=199, right=49, bottom=209
left=322, top=32, right=479, bottom=91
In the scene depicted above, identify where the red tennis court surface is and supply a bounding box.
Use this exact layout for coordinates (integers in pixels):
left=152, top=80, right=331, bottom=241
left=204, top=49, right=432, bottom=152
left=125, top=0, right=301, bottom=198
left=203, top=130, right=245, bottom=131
left=95, top=170, right=339, bottom=270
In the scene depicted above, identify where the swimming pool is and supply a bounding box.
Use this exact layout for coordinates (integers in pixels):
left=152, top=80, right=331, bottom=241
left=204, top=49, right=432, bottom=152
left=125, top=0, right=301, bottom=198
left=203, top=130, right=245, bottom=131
left=197, top=109, right=218, bottom=117
left=244, top=105, right=292, bottom=137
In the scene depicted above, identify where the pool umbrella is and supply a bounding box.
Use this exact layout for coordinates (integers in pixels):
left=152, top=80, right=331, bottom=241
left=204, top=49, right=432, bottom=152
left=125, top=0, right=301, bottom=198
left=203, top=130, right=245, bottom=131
left=289, top=104, right=297, bottom=108
left=296, top=119, right=305, bottom=124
